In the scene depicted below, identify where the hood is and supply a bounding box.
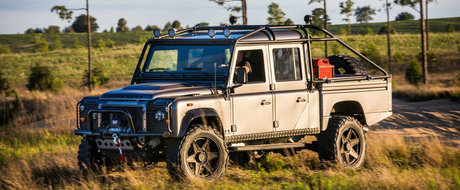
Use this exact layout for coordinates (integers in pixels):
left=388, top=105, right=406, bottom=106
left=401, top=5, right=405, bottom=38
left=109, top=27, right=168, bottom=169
left=100, top=82, right=214, bottom=100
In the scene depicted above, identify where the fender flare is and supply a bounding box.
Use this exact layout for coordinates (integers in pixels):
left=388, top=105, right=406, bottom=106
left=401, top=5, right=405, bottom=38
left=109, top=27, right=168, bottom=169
left=178, top=108, right=223, bottom=137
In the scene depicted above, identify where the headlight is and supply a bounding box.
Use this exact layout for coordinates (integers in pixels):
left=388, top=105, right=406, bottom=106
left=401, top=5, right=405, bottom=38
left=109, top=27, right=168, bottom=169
left=154, top=110, right=165, bottom=121
left=79, top=105, right=85, bottom=111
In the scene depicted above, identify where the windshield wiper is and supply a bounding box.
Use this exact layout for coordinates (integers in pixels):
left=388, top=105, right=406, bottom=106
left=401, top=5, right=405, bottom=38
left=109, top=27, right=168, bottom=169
left=149, top=68, right=169, bottom=71
left=183, top=67, right=202, bottom=71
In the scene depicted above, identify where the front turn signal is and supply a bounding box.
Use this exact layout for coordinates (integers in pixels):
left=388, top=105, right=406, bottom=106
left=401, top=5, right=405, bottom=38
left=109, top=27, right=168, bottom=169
left=80, top=117, right=86, bottom=123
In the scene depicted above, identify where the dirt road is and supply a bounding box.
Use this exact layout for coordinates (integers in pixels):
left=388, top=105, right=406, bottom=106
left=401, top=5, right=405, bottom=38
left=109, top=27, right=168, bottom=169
left=371, top=98, right=460, bottom=145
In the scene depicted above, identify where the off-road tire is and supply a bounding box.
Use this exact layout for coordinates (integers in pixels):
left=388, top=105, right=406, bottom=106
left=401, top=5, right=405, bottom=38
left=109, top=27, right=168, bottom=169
left=77, top=139, right=102, bottom=174
left=327, top=55, right=367, bottom=76
left=318, top=116, right=366, bottom=169
left=166, top=125, right=229, bottom=180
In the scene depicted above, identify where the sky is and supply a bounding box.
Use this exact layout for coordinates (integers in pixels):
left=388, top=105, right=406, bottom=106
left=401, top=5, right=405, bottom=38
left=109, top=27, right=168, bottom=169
left=0, top=0, right=459, bottom=34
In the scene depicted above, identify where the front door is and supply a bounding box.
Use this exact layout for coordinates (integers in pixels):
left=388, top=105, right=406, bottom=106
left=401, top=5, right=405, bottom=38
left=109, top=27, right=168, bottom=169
left=230, top=46, right=274, bottom=135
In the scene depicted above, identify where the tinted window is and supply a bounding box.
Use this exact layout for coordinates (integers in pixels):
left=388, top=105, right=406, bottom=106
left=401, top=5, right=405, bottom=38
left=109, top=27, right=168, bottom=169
left=273, top=48, right=302, bottom=81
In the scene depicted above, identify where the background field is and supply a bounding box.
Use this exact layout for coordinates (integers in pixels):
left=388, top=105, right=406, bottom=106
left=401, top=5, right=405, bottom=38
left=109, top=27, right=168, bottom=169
left=0, top=22, right=459, bottom=189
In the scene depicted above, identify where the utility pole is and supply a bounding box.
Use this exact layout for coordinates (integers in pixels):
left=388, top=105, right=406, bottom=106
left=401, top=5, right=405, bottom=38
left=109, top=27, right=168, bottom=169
left=324, top=0, right=328, bottom=57
left=386, top=0, right=392, bottom=74
left=86, top=0, right=92, bottom=92
left=241, top=0, right=247, bottom=25
left=425, top=0, right=429, bottom=51
left=420, top=0, right=428, bottom=84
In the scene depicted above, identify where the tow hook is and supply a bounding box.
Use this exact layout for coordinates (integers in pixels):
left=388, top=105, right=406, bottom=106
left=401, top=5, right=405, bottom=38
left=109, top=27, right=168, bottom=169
left=363, top=126, right=369, bottom=133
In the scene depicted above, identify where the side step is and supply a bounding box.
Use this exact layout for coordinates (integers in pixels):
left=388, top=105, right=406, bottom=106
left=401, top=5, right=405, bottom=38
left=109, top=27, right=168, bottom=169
left=229, top=142, right=307, bottom=151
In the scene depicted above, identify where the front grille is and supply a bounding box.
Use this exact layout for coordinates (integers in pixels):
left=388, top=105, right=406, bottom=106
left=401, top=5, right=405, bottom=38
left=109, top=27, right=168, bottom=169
left=146, top=104, right=169, bottom=132
left=101, top=106, right=144, bottom=132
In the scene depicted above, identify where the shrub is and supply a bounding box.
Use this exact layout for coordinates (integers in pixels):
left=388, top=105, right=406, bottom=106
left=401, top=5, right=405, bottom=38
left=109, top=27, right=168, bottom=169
left=0, top=71, right=9, bottom=92
left=360, top=27, right=374, bottom=35
left=33, top=37, right=49, bottom=52
left=257, top=154, right=284, bottom=172
left=405, top=57, right=423, bottom=85
left=105, top=38, right=115, bottom=48
left=94, top=39, right=106, bottom=48
left=49, top=35, right=63, bottom=50
left=445, top=24, right=456, bottom=33
left=72, top=38, right=82, bottom=49
left=361, top=42, right=384, bottom=65
left=378, top=26, right=396, bottom=34
left=82, top=66, right=110, bottom=88
left=26, top=64, right=63, bottom=91
left=0, top=44, right=10, bottom=54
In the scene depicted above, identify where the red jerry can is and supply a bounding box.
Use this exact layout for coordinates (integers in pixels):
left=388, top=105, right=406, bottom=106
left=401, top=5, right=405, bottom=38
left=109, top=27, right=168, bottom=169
left=313, top=59, right=334, bottom=79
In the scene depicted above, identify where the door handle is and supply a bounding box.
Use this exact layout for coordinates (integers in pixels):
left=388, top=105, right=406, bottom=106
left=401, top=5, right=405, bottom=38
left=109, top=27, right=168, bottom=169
left=261, top=100, right=271, bottom=105
left=296, top=97, right=307, bottom=103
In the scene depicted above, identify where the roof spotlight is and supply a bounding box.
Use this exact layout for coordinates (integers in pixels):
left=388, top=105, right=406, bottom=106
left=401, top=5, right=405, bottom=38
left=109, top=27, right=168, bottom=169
left=153, top=29, right=161, bottom=37
left=208, top=28, right=215, bottom=38
left=223, top=28, right=231, bottom=38
left=168, top=29, right=176, bottom=38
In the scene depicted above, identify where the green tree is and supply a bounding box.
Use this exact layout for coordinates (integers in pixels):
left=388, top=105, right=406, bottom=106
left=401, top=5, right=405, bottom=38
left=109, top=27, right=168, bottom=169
left=354, top=6, right=376, bottom=23
left=25, top=28, right=35, bottom=34
left=50, top=5, right=74, bottom=22
left=63, top=26, right=74, bottom=33
left=110, top=27, right=114, bottom=33
left=210, top=0, right=247, bottom=25
left=145, top=25, right=160, bottom=31
left=33, top=36, right=49, bottom=52
left=284, top=18, right=294, bottom=25
left=339, top=0, right=354, bottom=35
left=311, top=8, right=330, bottom=27
left=116, top=18, right=128, bottom=32
left=49, top=35, right=63, bottom=50
left=163, top=22, right=173, bottom=32
left=379, top=26, right=396, bottom=34
left=405, top=57, right=423, bottom=85
left=267, top=2, right=286, bottom=25
left=195, top=22, right=209, bottom=27
left=132, top=25, right=143, bottom=32
left=71, top=14, right=99, bottom=32
left=45, top=25, right=61, bottom=34
left=172, top=20, right=182, bottom=29
left=395, top=12, right=415, bottom=20
left=82, top=66, right=109, bottom=87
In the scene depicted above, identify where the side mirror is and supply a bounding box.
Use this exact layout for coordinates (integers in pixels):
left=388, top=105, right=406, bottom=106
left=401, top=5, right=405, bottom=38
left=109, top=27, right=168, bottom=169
left=236, top=68, right=248, bottom=84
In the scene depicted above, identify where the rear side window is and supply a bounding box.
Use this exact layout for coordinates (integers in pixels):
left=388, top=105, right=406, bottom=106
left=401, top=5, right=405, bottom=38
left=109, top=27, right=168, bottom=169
left=273, top=48, right=302, bottom=81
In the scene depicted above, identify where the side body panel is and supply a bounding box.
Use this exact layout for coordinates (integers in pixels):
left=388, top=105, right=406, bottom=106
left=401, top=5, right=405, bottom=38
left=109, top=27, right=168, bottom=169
left=317, top=79, right=392, bottom=130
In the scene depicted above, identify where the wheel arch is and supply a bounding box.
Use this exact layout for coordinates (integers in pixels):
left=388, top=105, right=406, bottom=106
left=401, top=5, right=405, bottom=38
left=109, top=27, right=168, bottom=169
left=323, top=101, right=366, bottom=130
left=178, top=108, right=224, bottom=138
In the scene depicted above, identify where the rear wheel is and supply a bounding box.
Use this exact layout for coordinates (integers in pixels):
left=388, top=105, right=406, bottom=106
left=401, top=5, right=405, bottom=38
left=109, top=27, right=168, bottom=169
left=166, top=125, right=228, bottom=180
left=318, top=116, right=366, bottom=168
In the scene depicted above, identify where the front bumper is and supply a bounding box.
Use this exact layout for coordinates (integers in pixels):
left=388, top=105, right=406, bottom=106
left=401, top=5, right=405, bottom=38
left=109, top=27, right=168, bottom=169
left=74, top=129, right=169, bottom=137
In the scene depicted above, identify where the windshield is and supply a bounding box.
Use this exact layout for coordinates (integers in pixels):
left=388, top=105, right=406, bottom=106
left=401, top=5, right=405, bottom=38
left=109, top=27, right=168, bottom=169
left=143, top=45, right=232, bottom=75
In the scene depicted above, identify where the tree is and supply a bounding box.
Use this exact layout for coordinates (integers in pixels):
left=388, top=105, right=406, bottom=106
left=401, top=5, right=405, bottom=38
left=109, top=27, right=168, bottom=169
left=116, top=18, right=128, bottom=32
left=34, top=28, right=44, bottom=33
left=354, top=6, right=376, bottom=23
left=195, top=22, right=209, bottom=27
left=63, top=26, right=74, bottom=33
left=339, top=0, right=354, bottom=35
left=163, top=22, right=173, bottom=32
left=210, top=0, right=248, bottom=25
left=311, top=8, right=330, bottom=27
left=71, top=14, right=98, bottom=32
left=405, top=57, right=423, bottom=85
left=45, top=25, right=61, bottom=33
left=172, top=20, right=182, bottom=30
left=267, top=3, right=286, bottom=25
left=145, top=25, right=160, bottom=31
left=309, top=0, right=329, bottom=56
left=395, top=12, right=415, bottom=20
left=50, top=6, right=73, bottom=22
left=445, top=24, right=456, bottom=33
left=25, top=28, right=35, bottom=34
left=284, top=18, right=294, bottom=25
left=394, top=0, right=429, bottom=84
left=132, top=25, right=143, bottom=32
left=378, top=26, right=396, bottom=34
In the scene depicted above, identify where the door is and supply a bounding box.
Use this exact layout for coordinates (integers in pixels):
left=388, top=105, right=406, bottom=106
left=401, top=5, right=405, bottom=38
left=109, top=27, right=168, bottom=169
left=230, top=46, right=274, bottom=135
left=269, top=44, right=310, bottom=131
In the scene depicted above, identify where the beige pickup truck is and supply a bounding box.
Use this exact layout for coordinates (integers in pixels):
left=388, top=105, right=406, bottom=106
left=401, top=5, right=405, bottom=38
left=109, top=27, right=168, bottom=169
left=75, top=19, right=392, bottom=180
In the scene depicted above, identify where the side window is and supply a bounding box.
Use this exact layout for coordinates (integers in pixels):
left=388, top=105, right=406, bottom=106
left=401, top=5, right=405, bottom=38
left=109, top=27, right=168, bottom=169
left=235, top=49, right=266, bottom=83
left=273, top=48, right=302, bottom=81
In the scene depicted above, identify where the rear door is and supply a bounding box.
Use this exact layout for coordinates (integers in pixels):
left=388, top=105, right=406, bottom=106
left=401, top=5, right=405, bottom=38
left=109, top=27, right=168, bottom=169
left=268, top=44, right=310, bottom=131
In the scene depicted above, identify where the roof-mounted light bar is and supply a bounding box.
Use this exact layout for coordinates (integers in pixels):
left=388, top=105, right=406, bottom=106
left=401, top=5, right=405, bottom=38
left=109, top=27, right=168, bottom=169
left=168, top=29, right=176, bottom=38
left=208, top=28, right=215, bottom=39
left=153, top=29, right=161, bottom=38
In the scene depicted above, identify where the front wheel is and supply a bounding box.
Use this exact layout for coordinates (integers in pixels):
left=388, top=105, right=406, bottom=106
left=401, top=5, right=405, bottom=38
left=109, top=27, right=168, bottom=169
left=77, top=139, right=103, bottom=174
left=166, top=125, right=229, bottom=180
left=318, top=116, right=366, bottom=168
